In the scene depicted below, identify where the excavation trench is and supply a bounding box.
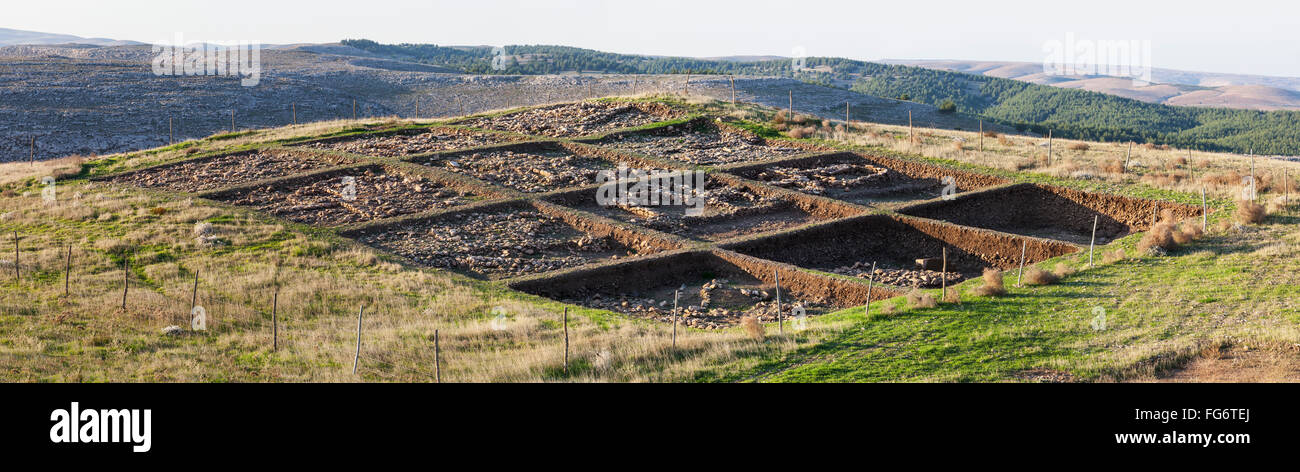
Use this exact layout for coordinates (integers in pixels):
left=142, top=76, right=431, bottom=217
left=344, top=199, right=680, bottom=280
left=898, top=183, right=1205, bottom=246
left=719, top=214, right=1079, bottom=288
left=724, top=151, right=1008, bottom=209
left=508, top=249, right=901, bottom=329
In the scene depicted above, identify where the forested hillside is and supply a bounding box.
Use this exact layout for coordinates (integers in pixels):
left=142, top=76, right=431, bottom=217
left=342, top=40, right=1300, bottom=155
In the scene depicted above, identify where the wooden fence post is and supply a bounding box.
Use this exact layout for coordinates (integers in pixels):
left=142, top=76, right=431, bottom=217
left=979, top=120, right=984, bottom=152
left=1016, top=241, right=1027, bottom=287
left=1201, top=187, right=1208, bottom=232
left=563, top=307, right=569, bottom=376
left=352, top=305, right=365, bottom=375
left=230, top=110, right=235, bottom=133
left=434, top=329, right=441, bottom=383
left=30, top=136, right=36, bottom=166
left=169, top=116, right=174, bottom=145
left=352, top=99, right=357, bottom=120
left=271, top=279, right=279, bottom=352
left=292, top=103, right=297, bottom=125
left=864, top=261, right=876, bottom=316
left=64, top=244, right=71, bottom=297
left=121, top=251, right=129, bottom=310
left=12, top=232, right=18, bottom=283
left=774, top=269, right=783, bottom=334
left=671, top=289, right=679, bottom=349
left=729, top=75, right=735, bottom=105
left=190, top=270, right=199, bottom=325
left=1088, top=215, right=1099, bottom=268
left=941, top=247, right=948, bottom=300
left=908, top=110, right=913, bottom=138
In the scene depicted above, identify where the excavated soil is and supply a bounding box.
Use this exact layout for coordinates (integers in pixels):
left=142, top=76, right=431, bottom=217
left=899, top=183, right=1203, bottom=246
left=212, top=165, right=481, bottom=226
left=296, top=127, right=528, bottom=156
left=108, top=149, right=349, bottom=193
left=412, top=144, right=613, bottom=193
left=549, top=178, right=831, bottom=241
left=460, top=101, right=684, bottom=138
left=355, top=206, right=650, bottom=279
left=722, top=215, right=1078, bottom=286
left=596, top=120, right=820, bottom=165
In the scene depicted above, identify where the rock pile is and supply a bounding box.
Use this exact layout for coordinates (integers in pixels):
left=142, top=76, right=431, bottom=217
left=755, top=163, right=890, bottom=195
left=830, top=262, right=963, bottom=288
left=463, top=102, right=683, bottom=138
left=223, top=168, right=473, bottom=226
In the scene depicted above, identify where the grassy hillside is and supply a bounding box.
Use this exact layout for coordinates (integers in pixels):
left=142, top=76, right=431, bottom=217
left=2, top=95, right=1298, bottom=383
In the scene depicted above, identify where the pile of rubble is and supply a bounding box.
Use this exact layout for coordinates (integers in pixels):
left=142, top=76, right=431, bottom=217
left=299, top=128, right=525, bottom=156
left=222, top=168, right=474, bottom=226
left=427, top=149, right=610, bottom=193
left=462, top=102, right=682, bottom=138
left=109, top=150, right=342, bottom=193
left=570, top=278, right=825, bottom=329
left=829, top=262, right=963, bottom=288
left=604, top=125, right=811, bottom=165
left=755, top=163, right=890, bottom=195
left=360, top=209, right=638, bottom=278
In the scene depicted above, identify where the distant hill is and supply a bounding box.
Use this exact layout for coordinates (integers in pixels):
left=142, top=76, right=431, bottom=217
left=0, top=27, right=142, bottom=47
left=888, top=59, right=1300, bottom=111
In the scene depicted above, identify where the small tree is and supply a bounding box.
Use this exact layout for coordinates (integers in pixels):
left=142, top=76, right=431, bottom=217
left=937, top=99, right=957, bottom=114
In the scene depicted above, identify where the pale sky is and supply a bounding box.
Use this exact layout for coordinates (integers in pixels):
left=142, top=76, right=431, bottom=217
left=6, top=0, right=1300, bottom=77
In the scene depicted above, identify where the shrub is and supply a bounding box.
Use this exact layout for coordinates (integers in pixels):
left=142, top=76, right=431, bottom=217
left=1067, top=142, right=1090, bottom=151
left=149, top=207, right=168, bottom=216
left=1236, top=200, right=1265, bottom=224
left=1023, top=267, right=1059, bottom=286
left=1137, top=221, right=1176, bottom=254
left=1052, top=263, right=1075, bottom=278
left=1102, top=248, right=1126, bottom=264
left=952, top=141, right=965, bottom=152
left=942, top=289, right=961, bottom=304
left=983, top=130, right=999, bottom=138
left=971, top=268, right=1006, bottom=297
left=1102, top=160, right=1126, bottom=174
left=772, top=110, right=788, bottom=124
left=906, top=290, right=937, bottom=309
left=741, top=316, right=765, bottom=341
left=937, top=99, right=957, bottom=114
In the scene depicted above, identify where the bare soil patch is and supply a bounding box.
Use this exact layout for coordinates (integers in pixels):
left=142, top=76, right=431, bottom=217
left=107, top=149, right=349, bottom=193
left=355, top=205, right=650, bottom=279
left=459, top=101, right=683, bottom=138
left=296, top=127, right=528, bottom=156
left=212, top=165, right=482, bottom=226
left=597, top=119, right=820, bottom=165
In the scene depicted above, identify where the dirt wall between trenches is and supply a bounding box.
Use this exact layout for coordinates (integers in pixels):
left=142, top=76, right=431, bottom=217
left=532, top=201, right=685, bottom=254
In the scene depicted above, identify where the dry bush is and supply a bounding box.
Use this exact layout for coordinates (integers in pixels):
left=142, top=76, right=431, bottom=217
left=942, top=289, right=961, bottom=304
left=1194, top=158, right=1211, bottom=169
left=1067, top=142, right=1090, bottom=151
left=1052, top=263, right=1076, bottom=278
left=1173, top=221, right=1203, bottom=244
left=906, top=290, right=937, bottom=309
left=1214, top=219, right=1237, bottom=233
left=787, top=126, right=817, bottom=139
left=1023, top=267, right=1059, bottom=286
left=741, top=316, right=765, bottom=341
left=1171, top=156, right=1188, bottom=167
left=1102, top=248, right=1126, bottom=264
left=1138, top=222, right=1177, bottom=254
left=952, top=141, right=965, bottom=152
left=1102, top=159, right=1126, bottom=174
left=1141, top=171, right=1188, bottom=187
left=983, top=130, right=999, bottom=138
left=997, top=135, right=1013, bottom=146
left=1236, top=200, right=1265, bottom=224
left=772, top=110, right=788, bottom=124
left=971, top=268, right=1006, bottom=297
left=1201, top=171, right=1243, bottom=186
